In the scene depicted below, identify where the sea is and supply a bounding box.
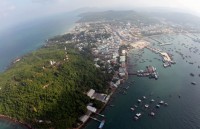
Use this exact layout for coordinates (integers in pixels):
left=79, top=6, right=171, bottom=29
left=84, top=34, right=200, bottom=129
left=0, top=12, right=78, bottom=128
left=0, top=12, right=78, bottom=72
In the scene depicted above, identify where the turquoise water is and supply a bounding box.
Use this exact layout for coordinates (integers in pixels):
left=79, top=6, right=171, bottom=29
left=0, top=12, right=78, bottom=72
left=0, top=119, right=28, bottom=129
left=0, top=13, right=78, bottom=128
left=84, top=34, right=200, bottom=129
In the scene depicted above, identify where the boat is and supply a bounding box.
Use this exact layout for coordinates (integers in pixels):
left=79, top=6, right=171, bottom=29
left=136, top=113, right=141, bottom=117
left=109, top=104, right=115, bottom=107
left=130, top=107, right=135, bottom=111
left=144, top=104, right=149, bottom=108
left=134, top=105, right=138, bottom=108
left=150, top=99, right=155, bottom=102
left=156, top=104, right=160, bottom=108
left=164, top=103, right=168, bottom=106
left=143, top=96, right=146, bottom=99
left=191, top=82, right=196, bottom=85
left=150, top=112, right=155, bottom=116
left=190, top=73, right=195, bottom=76
left=137, top=99, right=142, bottom=103
left=134, top=116, right=139, bottom=120
left=159, top=100, right=164, bottom=105
left=98, top=120, right=105, bottom=129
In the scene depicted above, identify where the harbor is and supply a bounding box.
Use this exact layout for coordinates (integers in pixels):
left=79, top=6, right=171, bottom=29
left=83, top=34, right=200, bottom=129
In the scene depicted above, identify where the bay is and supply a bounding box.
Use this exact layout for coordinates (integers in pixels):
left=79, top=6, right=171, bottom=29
left=84, top=34, right=200, bottom=129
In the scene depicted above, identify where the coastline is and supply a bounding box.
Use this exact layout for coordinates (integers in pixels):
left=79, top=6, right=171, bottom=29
left=0, top=18, right=79, bottom=129
left=0, top=115, right=33, bottom=129
left=76, top=46, right=130, bottom=129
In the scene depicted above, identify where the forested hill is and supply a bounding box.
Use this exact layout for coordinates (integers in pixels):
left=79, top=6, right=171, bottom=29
left=78, top=10, right=158, bottom=25
left=0, top=42, right=110, bottom=129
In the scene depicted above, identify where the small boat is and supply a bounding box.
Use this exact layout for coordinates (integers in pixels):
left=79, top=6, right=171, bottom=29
left=156, top=104, right=160, bottom=108
left=134, top=116, right=139, bottom=120
left=191, top=82, right=196, bottom=85
left=164, top=103, right=168, bottom=106
left=134, top=105, right=138, bottom=108
left=150, top=112, right=155, bottom=116
left=138, top=99, right=142, bottom=103
left=143, top=96, right=146, bottom=99
left=130, top=107, right=135, bottom=111
left=190, top=73, right=194, bottom=76
left=150, top=99, right=155, bottom=102
left=159, top=101, right=164, bottom=105
left=109, top=104, right=115, bottom=107
left=136, top=113, right=141, bottom=117
left=144, top=104, right=149, bottom=108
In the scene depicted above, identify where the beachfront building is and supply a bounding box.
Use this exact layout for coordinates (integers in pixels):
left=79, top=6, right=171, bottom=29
left=79, top=105, right=97, bottom=123
left=86, top=89, right=109, bottom=103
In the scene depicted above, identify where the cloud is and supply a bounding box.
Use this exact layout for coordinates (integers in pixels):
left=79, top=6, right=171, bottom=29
left=0, top=2, right=16, bottom=18
left=31, top=0, right=59, bottom=4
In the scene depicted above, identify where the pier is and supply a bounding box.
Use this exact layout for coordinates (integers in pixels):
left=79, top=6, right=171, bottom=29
left=128, top=66, right=158, bottom=79
left=145, top=46, right=172, bottom=63
left=93, top=112, right=105, bottom=117
left=159, top=43, right=172, bottom=46
left=89, top=116, right=101, bottom=122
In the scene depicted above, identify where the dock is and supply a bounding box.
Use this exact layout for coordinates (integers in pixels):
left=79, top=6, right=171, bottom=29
left=159, top=43, right=172, bottom=46
left=93, top=112, right=105, bottom=117
left=146, top=46, right=173, bottom=63
left=89, top=116, right=101, bottom=122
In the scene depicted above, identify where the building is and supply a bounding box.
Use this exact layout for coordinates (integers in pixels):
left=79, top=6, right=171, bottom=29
left=87, top=89, right=95, bottom=98
left=120, top=56, right=126, bottom=62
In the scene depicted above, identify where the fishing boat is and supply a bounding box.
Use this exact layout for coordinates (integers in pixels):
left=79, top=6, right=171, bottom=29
left=191, top=82, right=196, bottom=85
left=144, top=104, right=149, bottom=108
left=156, top=104, right=160, bottom=108
left=150, top=112, right=155, bottom=116
left=130, top=107, right=135, bottom=111
left=150, top=99, right=155, bottom=102
left=159, top=100, right=164, bottom=105
left=136, top=113, right=141, bottom=117
left=138, top=99, right=142, bottom=103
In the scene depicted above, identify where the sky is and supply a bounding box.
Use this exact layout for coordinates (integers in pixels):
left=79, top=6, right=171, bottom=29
left=1, top=0, right=200, bottom=29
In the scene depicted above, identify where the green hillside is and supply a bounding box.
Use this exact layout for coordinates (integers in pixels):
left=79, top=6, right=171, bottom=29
left=0, top=42, right=110, bottom=129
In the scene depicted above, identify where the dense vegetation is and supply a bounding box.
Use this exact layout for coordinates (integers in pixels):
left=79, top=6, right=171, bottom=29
left=0, top=42, right=110, bottom=129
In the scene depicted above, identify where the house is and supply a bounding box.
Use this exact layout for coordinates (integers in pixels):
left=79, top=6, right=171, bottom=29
left=122, top=50, right=126, bottom=55
left=120, top=56, right=126, bottom=62
left=87, top=89, right=95, bottom=98
left=87, top=106, right=97, bottom=113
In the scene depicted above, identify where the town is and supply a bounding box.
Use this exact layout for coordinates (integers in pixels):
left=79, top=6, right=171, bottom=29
left=46, top=12, right=200, bottom=128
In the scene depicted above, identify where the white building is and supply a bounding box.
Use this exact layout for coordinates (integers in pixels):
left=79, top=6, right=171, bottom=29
left=87, top=89, right=95, bottom=98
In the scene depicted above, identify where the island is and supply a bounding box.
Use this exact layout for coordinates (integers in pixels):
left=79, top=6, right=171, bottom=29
left=0, top=10, right=200, bottom=129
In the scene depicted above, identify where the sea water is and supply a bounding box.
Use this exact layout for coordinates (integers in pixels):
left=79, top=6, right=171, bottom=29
left=0, top=12, right=78, bottom=72
left=84, top=34, right=200, bottom=129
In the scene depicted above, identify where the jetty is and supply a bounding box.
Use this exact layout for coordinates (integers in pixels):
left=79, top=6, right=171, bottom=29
left=159, top=43, right=172, bottom=46
left=129, top=66, right=158, bottom=80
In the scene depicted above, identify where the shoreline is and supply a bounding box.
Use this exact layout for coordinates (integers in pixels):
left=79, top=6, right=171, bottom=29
left=75, top=46, right=130, bottom=129
left=1, top=23, right=78, bottom=74
left=0, top=115, right=33, bottom=129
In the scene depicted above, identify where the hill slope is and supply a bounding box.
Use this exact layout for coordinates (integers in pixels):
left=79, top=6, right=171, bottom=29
left=0, top=42, right=109, bottom=129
